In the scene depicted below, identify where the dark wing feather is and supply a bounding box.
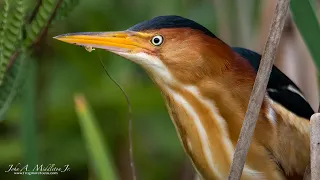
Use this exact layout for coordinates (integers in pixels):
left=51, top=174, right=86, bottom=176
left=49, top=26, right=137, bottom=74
left=232, top=47, right=314, bottom=119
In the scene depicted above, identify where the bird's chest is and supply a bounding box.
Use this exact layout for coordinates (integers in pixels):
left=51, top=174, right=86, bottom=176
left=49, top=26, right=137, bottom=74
left=163, top=92, right=212, bottom=177
left=161, top=86, right=235, bottom=179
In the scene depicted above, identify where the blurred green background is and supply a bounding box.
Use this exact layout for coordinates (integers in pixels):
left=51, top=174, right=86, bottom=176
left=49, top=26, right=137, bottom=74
left=0, top=0, right=319, bottom=180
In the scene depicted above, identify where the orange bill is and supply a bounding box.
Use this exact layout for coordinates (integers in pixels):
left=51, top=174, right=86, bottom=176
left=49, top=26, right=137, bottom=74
left=54, top=31, right=151, bottom=53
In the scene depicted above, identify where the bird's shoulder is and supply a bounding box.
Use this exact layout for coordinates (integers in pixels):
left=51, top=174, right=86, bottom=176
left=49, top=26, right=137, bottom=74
left=232, top=47, right=314, bottom=119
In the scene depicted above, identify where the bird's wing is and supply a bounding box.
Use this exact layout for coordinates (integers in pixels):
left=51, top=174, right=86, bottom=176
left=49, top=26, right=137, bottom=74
left=269, top=100, right=310, bottom=176
left=232, top=47, right=314, bottom=119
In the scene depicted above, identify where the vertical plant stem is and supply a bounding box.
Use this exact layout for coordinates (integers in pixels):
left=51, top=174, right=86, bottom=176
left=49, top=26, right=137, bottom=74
left=234, top=0, right=253, bottom=47
left=227, top=0, right=241, bottom=45
left=21, top=60, right=40, bottom=180
left=212, top=0, right=232, bottom=44
left=228, top=0, right=290, bottom=179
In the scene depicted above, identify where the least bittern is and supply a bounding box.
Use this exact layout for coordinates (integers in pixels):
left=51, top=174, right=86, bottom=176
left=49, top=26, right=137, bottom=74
left=55, top=16, right=313, bottom=180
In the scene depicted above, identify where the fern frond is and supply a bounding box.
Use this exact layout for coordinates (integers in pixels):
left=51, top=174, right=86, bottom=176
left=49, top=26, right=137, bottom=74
left=0, top=0, right=10, bottom=73
left=0, top=0, right=25, bottom=85
left=0, top=0, right=9, bottom=41
left=0, top=52, right=29, bottom=119
left=24, top=0, right=60, bottom=47
left=0, top=0, right=81, bottom=119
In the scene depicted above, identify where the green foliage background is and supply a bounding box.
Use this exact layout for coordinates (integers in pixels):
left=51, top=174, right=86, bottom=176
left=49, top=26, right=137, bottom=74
left=0, top=0, right=319, bottom=180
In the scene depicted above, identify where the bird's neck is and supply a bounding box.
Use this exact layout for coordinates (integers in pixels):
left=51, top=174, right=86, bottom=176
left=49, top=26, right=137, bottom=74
left=155, top=53, right=276, bottom=179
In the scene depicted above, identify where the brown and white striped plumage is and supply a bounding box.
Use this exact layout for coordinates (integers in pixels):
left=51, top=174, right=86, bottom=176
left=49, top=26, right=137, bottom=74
left=55, top=17, right=312, bottom=179
left=118, top=28, right=310, bottom=179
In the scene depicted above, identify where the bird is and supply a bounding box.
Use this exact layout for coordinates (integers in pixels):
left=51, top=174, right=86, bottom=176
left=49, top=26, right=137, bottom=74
left=54, top=15, right=314, bottom=180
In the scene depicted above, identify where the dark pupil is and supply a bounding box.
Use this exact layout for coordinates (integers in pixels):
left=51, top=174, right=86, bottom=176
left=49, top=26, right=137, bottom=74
left=153, top=37, right=160, bottom=44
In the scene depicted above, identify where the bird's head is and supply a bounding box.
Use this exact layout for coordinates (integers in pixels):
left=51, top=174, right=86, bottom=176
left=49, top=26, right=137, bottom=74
left=55, top=15, right=234, bottom=86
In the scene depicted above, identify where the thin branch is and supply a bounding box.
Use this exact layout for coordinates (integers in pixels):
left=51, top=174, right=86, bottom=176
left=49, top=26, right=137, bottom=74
left=32, top=0, right=64, bottom=47
left=311, top=113, right=320, bottom=180
left=227, top=0, right=291, bottom=179
left=7, top=51, right=20, bottom=70
left=28, top=0, right=42, bottom=24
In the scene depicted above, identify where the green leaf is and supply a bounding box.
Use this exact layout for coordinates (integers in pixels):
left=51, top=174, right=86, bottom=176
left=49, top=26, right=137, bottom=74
left=74, top=94, right=118, bottom=180
left=291, top=0, right=320, bottom=70
left=0, top=52, right=29, bottom=119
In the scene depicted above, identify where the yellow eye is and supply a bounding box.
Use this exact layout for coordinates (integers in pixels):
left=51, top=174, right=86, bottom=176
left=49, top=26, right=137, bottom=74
left=151, top=35, right=164, bottom=46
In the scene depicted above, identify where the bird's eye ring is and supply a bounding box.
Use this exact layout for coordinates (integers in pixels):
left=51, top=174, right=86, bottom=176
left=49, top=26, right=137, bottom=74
left=151, top=35, right=164, bottom=46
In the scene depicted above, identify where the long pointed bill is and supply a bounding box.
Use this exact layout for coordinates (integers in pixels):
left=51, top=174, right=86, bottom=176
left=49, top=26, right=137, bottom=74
left=54, top=31, right=150, bottom=53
